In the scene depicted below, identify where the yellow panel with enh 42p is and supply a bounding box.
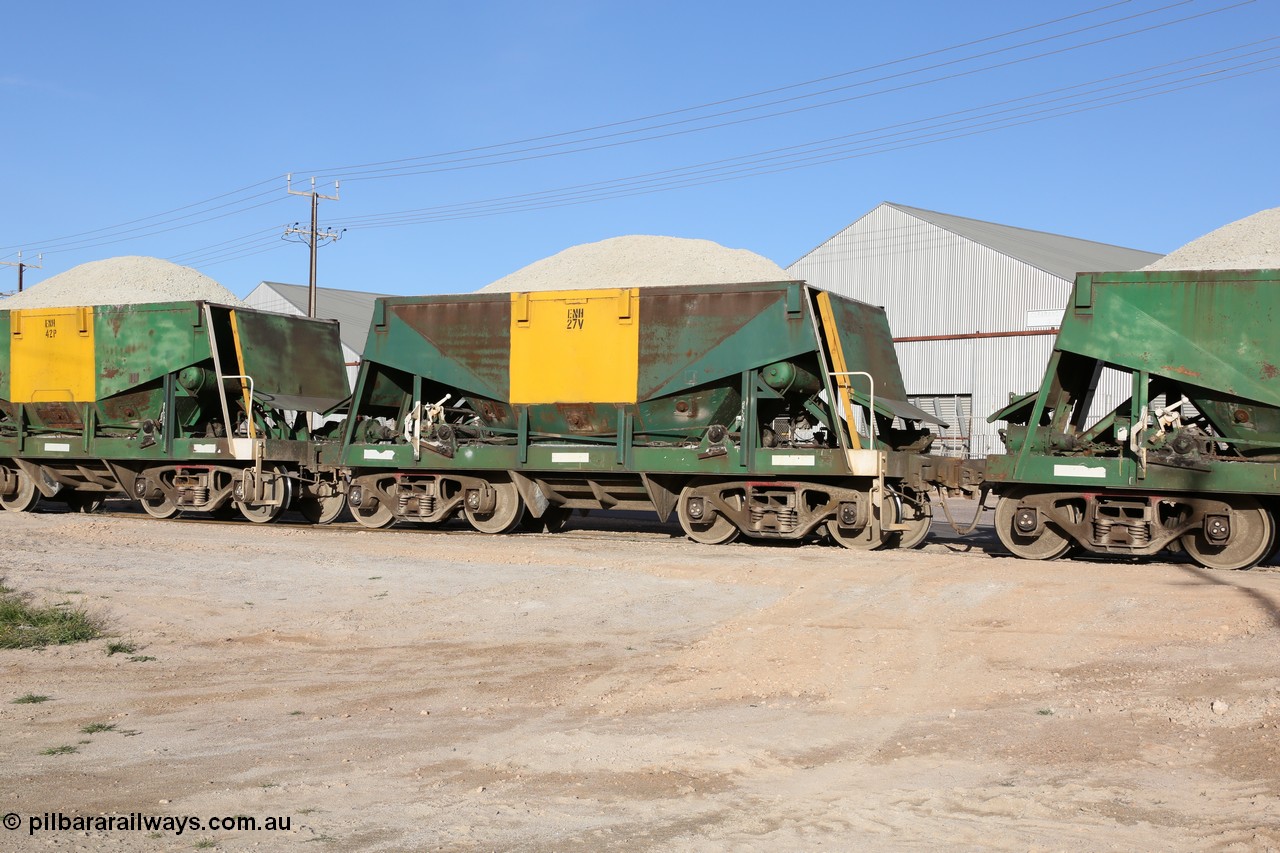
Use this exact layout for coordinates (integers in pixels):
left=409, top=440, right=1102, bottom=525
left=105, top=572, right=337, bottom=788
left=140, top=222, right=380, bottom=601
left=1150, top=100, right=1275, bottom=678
left=9, top=307, right=97, bottom=403
left=508, top=289, right=639, bottom=404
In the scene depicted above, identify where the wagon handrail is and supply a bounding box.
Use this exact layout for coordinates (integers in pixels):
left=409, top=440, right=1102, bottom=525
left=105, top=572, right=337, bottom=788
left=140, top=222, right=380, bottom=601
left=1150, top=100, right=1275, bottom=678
left=828, top=371, right=875, bottom=449
left=223, top=374, right=257, bottom=440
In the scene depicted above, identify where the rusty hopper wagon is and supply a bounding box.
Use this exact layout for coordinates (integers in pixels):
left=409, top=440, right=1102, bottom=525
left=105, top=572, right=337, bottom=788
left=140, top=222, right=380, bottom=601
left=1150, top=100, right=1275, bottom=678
left=986, top=269, right=1280, bottom=570
left=342, top=281, right=967, bottom=547
left=0, top=301, right=350, bottom=523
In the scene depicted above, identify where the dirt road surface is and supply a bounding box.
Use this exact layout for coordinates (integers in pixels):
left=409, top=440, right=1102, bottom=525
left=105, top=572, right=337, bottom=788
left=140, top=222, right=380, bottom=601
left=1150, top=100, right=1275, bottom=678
left=2, top=503, right=1279, bottom=851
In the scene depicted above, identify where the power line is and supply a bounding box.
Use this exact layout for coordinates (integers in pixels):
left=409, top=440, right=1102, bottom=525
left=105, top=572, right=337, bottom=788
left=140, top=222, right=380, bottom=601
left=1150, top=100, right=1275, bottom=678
left=11, top=187, right=291, bottom=258
left=6, top=1, right=1263, bottom=268
left=283, top=176, right=344, bottom=317
left=174, top=32, right=1277, bottom=266
left=324, top=42, right=1279, bottom=229
left=297, top=0, right=1174, bottom=177
left=167, top=228, right=287, bottom=266
left=310, top=0, right=1247, bottom=183
left=0, top=251, right=42, bottom=293
left=0, top=177, right=284, bottom=255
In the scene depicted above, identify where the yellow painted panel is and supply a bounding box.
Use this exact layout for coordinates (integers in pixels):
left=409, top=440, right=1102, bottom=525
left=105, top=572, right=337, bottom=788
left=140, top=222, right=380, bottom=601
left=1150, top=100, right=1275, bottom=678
left=815, top=292, right=860, bottom=450
left=10, top=308, right=96, bottom=403
left=228, top=310, right=256, bottom=439
left=509, top=289, right=639, bottom=404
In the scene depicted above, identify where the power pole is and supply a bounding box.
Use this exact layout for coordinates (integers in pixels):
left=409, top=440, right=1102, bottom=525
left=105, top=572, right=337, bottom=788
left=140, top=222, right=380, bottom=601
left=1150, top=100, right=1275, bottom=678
left=0, top=251, right=42, bottom=293
left=284, top=175, right=343, bottom=318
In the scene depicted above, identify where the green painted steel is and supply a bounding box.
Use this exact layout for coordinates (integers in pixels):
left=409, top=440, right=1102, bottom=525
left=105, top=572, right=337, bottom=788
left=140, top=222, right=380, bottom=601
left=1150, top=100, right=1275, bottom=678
left=984, top=269, right=1280, bottom=568
left=822, top=291, right=911, bottom=404
left=989, top=269, right=1280, bottom=490
left=1058, top=269, right=1280, bottom=409
left=232, top=309, right=351, bottom=414
left=0, top=311, right=9, bottom=403
left=345, top=281, right=943, bottom=477
left=343, top=280, right=970, bottom=543
left=93, top=302, right=211, bottom=402
left=0, top=301, right=348, bottom=462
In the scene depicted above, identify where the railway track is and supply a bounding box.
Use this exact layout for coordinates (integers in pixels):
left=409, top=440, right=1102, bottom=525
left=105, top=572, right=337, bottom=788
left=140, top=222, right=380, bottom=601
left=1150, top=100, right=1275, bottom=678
left=68, top=498, right=994, bottom=552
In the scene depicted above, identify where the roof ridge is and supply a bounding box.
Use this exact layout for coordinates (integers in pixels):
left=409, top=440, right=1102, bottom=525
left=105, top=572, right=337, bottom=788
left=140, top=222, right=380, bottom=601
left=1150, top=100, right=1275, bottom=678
left=258, top=281, right=394, bottom=298
left=885, top=202, right=1157, bottom=255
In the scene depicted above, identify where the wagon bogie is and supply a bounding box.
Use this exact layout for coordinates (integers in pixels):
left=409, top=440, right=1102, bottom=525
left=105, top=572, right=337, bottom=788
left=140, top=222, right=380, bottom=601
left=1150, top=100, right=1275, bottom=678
left=341, top=281, right=962, bottom=547
left=0, top=300, right=350, bottom=524
left=987, top=268, right=1280, bottom=570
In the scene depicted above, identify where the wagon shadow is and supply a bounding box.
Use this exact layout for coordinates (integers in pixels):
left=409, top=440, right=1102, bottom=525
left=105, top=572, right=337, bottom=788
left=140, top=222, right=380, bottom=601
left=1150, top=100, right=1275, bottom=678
left=1170, top=562, right=1280, bottom=631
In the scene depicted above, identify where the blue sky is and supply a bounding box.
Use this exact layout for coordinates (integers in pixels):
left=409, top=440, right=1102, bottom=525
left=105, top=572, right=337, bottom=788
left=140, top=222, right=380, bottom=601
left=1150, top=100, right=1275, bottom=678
left=2, top=1, right=1277, bottom=298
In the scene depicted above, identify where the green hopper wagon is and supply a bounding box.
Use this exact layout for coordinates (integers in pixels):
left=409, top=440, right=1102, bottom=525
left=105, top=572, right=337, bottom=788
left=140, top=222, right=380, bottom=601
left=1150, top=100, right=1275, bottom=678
left=343, top=281, right=969, bottom=546
left=0, top=301, right=350, bottom=523
left=987, top=269, right=1280, bottom=569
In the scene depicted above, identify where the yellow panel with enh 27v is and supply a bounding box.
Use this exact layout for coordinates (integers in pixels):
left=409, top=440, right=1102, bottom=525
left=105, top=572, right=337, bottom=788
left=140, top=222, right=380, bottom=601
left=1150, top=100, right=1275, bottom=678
left=508, top=289, right=639, bottom=404
left=9, top=307, right=97, bottom=403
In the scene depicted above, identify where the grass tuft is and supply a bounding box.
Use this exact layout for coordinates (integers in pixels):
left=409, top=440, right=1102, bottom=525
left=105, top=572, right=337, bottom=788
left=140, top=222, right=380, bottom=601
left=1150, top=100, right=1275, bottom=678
left=12, top=692, right=52, bottom=704
left=80, top=722, right=117, bottom=734
left=105, top=641, right=137, bottom=656
left=0, top=579, right=104, bottom=649
left=41, top=744, right=78, bottom=755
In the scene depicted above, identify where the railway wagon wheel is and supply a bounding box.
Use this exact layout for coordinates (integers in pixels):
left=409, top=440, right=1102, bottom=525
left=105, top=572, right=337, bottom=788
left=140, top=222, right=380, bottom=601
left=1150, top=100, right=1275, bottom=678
left=826, top=520, right=886, bottom=549
left=237, top=472, right=293, bottom=524
left=138, top=486, right=180, bottom=519
left=1180, top=498, right=1275, bottom=571
left=464, top=479, right=525, bottom=534
left=134, top=468, right=180, bottom=519
left=350, top=479, right=396, bottom=529
left=993, top=492, right=1072, bottom=560
left=889, top=490, right=932, bottom=550
left=676, top=485, right=740, bottom=545
left=0, top=470, right=41, bottom=513
left=140, top=496, right=179, bottom=519
left=827, top=490, right=896, bottom=550
left=297, top=488, right=347, bottom=525
left=827, top=507, right=889, bottom=550
left=352, top=501, right=395, bottom=529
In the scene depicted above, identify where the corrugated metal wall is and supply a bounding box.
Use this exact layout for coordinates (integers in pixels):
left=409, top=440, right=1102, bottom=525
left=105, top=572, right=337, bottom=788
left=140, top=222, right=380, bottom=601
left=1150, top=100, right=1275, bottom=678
left=788, top=205, right=1078, bottom=457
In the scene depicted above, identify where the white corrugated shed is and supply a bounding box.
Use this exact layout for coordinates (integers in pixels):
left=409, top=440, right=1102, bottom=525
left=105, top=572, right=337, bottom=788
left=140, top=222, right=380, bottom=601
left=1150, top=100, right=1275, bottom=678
left=244, top=281, right=392, bottom=392
left=788, top=203, right=1160, bottom=456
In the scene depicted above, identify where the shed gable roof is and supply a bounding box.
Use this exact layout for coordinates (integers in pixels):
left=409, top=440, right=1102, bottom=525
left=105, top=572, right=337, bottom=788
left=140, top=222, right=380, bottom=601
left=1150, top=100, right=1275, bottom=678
left=251, top=282, right=391, bottom=353
left=885, top=203, right=1160, bottom=280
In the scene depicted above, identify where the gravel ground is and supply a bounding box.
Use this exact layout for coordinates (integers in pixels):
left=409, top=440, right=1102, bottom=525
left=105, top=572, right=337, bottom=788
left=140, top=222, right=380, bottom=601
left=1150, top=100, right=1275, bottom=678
left=1144, top=206, right=1280, bottom=270
left=478, top=235, right=789, bottom=292
left=2, top=504, right=1279, bottom=851
left=1, top=256, right=243, bottom=309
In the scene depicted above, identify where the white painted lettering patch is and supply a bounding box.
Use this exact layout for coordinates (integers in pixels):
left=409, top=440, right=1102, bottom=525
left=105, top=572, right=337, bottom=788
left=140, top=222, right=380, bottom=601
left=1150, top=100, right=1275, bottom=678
left=1053, top=464, right=1107, bottom=479
left=773, top=454, right=816, bottom=466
